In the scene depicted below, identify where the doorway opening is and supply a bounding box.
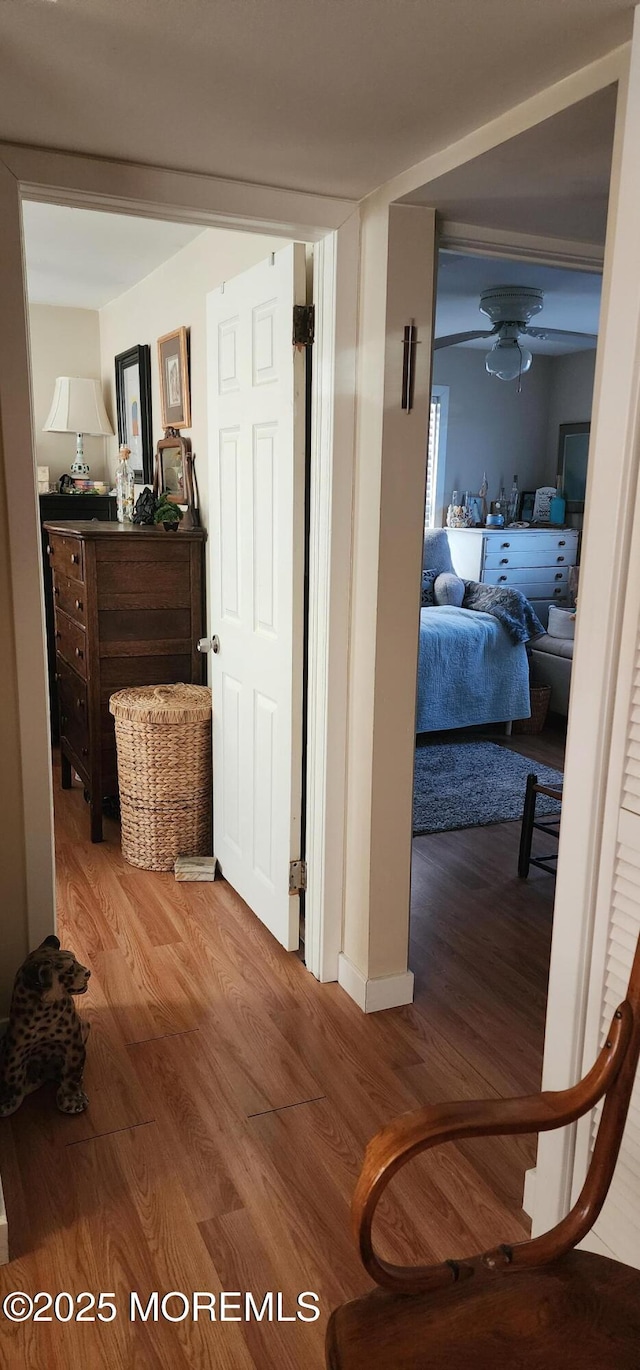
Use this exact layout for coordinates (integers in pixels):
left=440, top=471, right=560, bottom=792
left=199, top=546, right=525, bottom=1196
left=23, top=198, right=311, bottom=961
left=399, top=82, right=616, bottom=1156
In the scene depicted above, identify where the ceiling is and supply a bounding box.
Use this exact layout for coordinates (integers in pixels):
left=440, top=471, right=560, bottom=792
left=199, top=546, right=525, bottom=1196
left=435, top=252, right=601, bottom=355
left=22, top=203, right=205, bottom=308
left=405, top=87, right=617, bottom=245
left=0, top=0, right=632, bottom=201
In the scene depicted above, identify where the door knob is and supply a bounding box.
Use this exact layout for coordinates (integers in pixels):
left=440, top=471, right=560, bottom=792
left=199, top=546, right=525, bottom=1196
left=197, top=635, right=221, bottom=654
left=212, top=635, right=221, bottom=654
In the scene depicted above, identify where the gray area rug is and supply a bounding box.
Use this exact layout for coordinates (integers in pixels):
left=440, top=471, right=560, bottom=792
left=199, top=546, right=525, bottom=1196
left=413, top=740, right=563, bottom=836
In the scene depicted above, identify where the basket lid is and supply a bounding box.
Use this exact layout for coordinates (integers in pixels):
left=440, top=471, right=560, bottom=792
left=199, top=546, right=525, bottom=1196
left=109, top=684, right=212, bottom=723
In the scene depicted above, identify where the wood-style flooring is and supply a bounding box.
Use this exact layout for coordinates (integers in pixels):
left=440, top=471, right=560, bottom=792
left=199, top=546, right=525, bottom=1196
left=0, top=730, right=563, bottom=1368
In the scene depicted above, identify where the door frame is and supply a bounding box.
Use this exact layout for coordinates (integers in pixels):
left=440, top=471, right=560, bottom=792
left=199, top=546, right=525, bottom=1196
left=0, top=142, right=357, bottom=982
left=357, top=44, right=634, bottom=1220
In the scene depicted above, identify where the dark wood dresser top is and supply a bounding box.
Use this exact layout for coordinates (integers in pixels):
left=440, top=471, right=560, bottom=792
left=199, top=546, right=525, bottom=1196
left=43, top=520, right=206, bottom=540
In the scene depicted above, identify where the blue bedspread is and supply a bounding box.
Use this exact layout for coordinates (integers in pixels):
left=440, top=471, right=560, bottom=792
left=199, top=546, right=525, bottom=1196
left=415, top=605, right=530, bottom=733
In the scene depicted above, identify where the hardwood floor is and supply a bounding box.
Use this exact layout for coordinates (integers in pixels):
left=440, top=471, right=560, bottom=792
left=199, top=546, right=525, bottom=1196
left=0, top=733, right=562, bottom=1368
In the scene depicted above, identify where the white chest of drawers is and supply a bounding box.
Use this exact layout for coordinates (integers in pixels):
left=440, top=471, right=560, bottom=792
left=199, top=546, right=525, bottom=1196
left=446, top=527, right=579, bottom=624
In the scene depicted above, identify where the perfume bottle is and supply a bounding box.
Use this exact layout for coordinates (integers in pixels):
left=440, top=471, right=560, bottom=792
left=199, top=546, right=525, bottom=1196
left=116, top=444, right=134, bottom=522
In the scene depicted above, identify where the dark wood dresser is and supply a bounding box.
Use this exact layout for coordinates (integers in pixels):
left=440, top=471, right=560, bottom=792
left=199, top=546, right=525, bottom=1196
left=43, top=520, right=206, bottom=842
left=39, top=493, right=117, bottom=741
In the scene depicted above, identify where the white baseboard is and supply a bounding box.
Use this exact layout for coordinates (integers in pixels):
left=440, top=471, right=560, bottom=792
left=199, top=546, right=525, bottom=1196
left=522, top=1166, right=536, bottom=1219
left=0, top=1174, right=8, bottom=1266
left=338, top=954, right=415, bottom=1013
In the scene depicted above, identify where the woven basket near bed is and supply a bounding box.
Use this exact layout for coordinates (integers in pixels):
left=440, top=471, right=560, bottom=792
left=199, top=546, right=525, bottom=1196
left=109, top=684, right=212, bottom=871
left=512, top=684, right=552, bottom=736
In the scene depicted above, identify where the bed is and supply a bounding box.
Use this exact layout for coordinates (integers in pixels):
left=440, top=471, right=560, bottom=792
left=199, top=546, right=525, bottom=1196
left=415, top=603, right=531, bottom=733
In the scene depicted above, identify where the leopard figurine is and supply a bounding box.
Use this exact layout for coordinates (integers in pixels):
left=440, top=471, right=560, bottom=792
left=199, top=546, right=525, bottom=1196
left=0, top=935, right=91, bottom=1117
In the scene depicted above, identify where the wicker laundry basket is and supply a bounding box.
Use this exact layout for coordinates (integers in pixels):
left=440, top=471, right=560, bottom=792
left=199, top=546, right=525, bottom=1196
left=512, top=684, right=552, bottom=736
left=109, top=684, right=212, bottom=871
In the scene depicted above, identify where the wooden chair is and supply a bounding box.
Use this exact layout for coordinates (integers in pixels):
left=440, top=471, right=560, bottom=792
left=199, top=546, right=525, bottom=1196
left=518, top=771, right=563, bottom=878
left=326, top=933, right=640, bottom=1369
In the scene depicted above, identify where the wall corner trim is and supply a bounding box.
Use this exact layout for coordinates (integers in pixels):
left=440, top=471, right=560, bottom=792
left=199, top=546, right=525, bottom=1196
left=522, top=1166, right=537, bottom=1219
left=337, top=955, right=415, bottom=1013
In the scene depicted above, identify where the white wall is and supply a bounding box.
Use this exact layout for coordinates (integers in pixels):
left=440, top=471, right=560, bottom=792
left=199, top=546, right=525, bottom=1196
left=545, top=348, right=597, bottom=476
left=98, top=226, right=288, bottom=541
left=432, top=345, right=554, bottom=522
left=28, top=303, right=106, bottom=484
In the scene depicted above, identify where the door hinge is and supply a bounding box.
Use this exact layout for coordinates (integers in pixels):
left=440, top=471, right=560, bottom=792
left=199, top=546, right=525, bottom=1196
left=293, top=304, right=315, bottom=349
left=289, top=859, right=307, bottom=894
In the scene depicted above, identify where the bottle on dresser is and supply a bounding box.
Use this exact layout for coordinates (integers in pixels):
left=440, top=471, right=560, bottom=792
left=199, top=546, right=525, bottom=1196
left=508, top=474, right=519, bottom=523
left=116, top=445, right=134, bottom=523
left=549, top=475, right=567, bottom=526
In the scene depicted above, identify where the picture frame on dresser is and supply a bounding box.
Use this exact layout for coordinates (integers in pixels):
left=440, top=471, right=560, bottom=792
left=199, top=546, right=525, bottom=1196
left=115, top=344, right=153, bottom=483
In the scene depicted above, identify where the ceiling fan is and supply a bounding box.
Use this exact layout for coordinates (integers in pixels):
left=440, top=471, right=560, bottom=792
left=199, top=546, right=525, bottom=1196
left=435, top=285, right=597, bottom=383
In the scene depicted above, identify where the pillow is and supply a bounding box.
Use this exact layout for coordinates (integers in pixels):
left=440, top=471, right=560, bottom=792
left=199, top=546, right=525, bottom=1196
left=434, top=571, right=465, bottom=608
left=547, top=604, right=576, bottom=640
left=421, top=568, right=437, bottom=607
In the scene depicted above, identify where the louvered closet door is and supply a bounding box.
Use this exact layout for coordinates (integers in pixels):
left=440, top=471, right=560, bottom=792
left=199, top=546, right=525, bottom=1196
left=576, top=568, right=640, bottom=1264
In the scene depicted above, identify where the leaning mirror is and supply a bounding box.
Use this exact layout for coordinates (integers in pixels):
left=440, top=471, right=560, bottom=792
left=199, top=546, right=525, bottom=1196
left=153, top=430, right=200, bottom=529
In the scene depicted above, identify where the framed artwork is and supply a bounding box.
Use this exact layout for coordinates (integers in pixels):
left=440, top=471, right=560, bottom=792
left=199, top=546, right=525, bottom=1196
left=558, top=421, right=590, bottom=510
left=158, top=326, right=191, bottom=429
left=115, top=344, right=153, bottom=482
left=518, top=490, right=536, bottom=522
left=465, top=495, right=484, bottom=525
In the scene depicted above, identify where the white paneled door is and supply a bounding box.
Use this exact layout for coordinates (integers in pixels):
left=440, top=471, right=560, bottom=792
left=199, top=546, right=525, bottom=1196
left=206, top=244, right=307, bottom=949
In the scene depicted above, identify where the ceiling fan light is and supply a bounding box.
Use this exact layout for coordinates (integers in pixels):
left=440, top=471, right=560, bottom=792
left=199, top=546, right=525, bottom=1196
left=485, top=339, right=532, bottom=382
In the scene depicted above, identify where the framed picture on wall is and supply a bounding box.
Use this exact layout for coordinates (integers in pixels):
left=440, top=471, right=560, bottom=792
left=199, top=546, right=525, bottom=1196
left=158, top=326, right=191, bottom=429
left=115, top=344, right=153, bottom=482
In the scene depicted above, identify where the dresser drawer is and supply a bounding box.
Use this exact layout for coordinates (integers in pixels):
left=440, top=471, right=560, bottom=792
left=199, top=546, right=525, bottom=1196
left=57, top=666, right=90, bottom=765
left=484, top=565, right=569, bottom=588
left=47, top=533, right=84, bottom=583
left=52, top=574, right=86, bottom=626
left=484, top=549, right=575, bottom=570
left=484, top=531, right=578, bottom=555
left=54, top=609, right=87, bottom=678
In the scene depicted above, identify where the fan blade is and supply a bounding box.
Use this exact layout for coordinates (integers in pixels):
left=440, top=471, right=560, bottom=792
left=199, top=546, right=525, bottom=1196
left=433, top=328, right=496, bottom=350
left=525, top=326, right=597, bottom=341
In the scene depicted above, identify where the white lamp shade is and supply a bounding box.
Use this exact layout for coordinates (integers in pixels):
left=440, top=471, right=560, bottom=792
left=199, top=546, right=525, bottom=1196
left=43, top=377, right=114, bottom=436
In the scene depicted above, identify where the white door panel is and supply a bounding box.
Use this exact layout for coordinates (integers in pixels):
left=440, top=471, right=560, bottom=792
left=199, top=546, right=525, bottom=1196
left=207, top=243, right=306, bottom=950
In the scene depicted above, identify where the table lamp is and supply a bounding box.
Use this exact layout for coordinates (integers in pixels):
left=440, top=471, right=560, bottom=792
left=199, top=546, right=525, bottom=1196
left=43, top=376, right=114, bottom=477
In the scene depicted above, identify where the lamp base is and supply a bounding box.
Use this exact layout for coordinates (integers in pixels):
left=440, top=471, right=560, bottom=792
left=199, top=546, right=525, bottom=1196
left=71, top=432, right=90, bottom=478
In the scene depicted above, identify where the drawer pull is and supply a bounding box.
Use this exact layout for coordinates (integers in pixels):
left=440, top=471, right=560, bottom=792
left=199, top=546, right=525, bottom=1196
left=500, top=557, right=509, bottom=564
left=47, top=544, right=52, bottom=556
left=556, top=556, right=565, bottom=563
left=500, top=541, right=511, bottom=549
left=60, top=713, right=67, bottom=727
left=498, top=575, right=508, bottom=582
left=558, top=540, right=566, bottom=547
left=71, top=552, right=80, bottom=565
left=81, top=748, right=89, bottom=757
left=75, top=647, right=84, bottom=659
left=54, top=586, right=59, bottom=598
left=77, top=697, right=84, bottom=710
left=75, top=599, right=83, bottom=611
left=553, top=588, right=562, bottom=597
left=555, top=572, right=563, bottom=581
left=55, top=630, right=61, bottom=639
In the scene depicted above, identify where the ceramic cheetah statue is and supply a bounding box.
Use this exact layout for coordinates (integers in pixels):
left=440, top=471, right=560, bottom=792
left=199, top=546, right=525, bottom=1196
left=0, top=935, right=91, bottom=1117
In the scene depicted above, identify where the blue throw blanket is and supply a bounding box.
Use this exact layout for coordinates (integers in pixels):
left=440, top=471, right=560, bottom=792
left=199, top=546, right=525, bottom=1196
left=462, top=582, right=544, bottom=645
left=416, top=606, right=530, bottom=733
